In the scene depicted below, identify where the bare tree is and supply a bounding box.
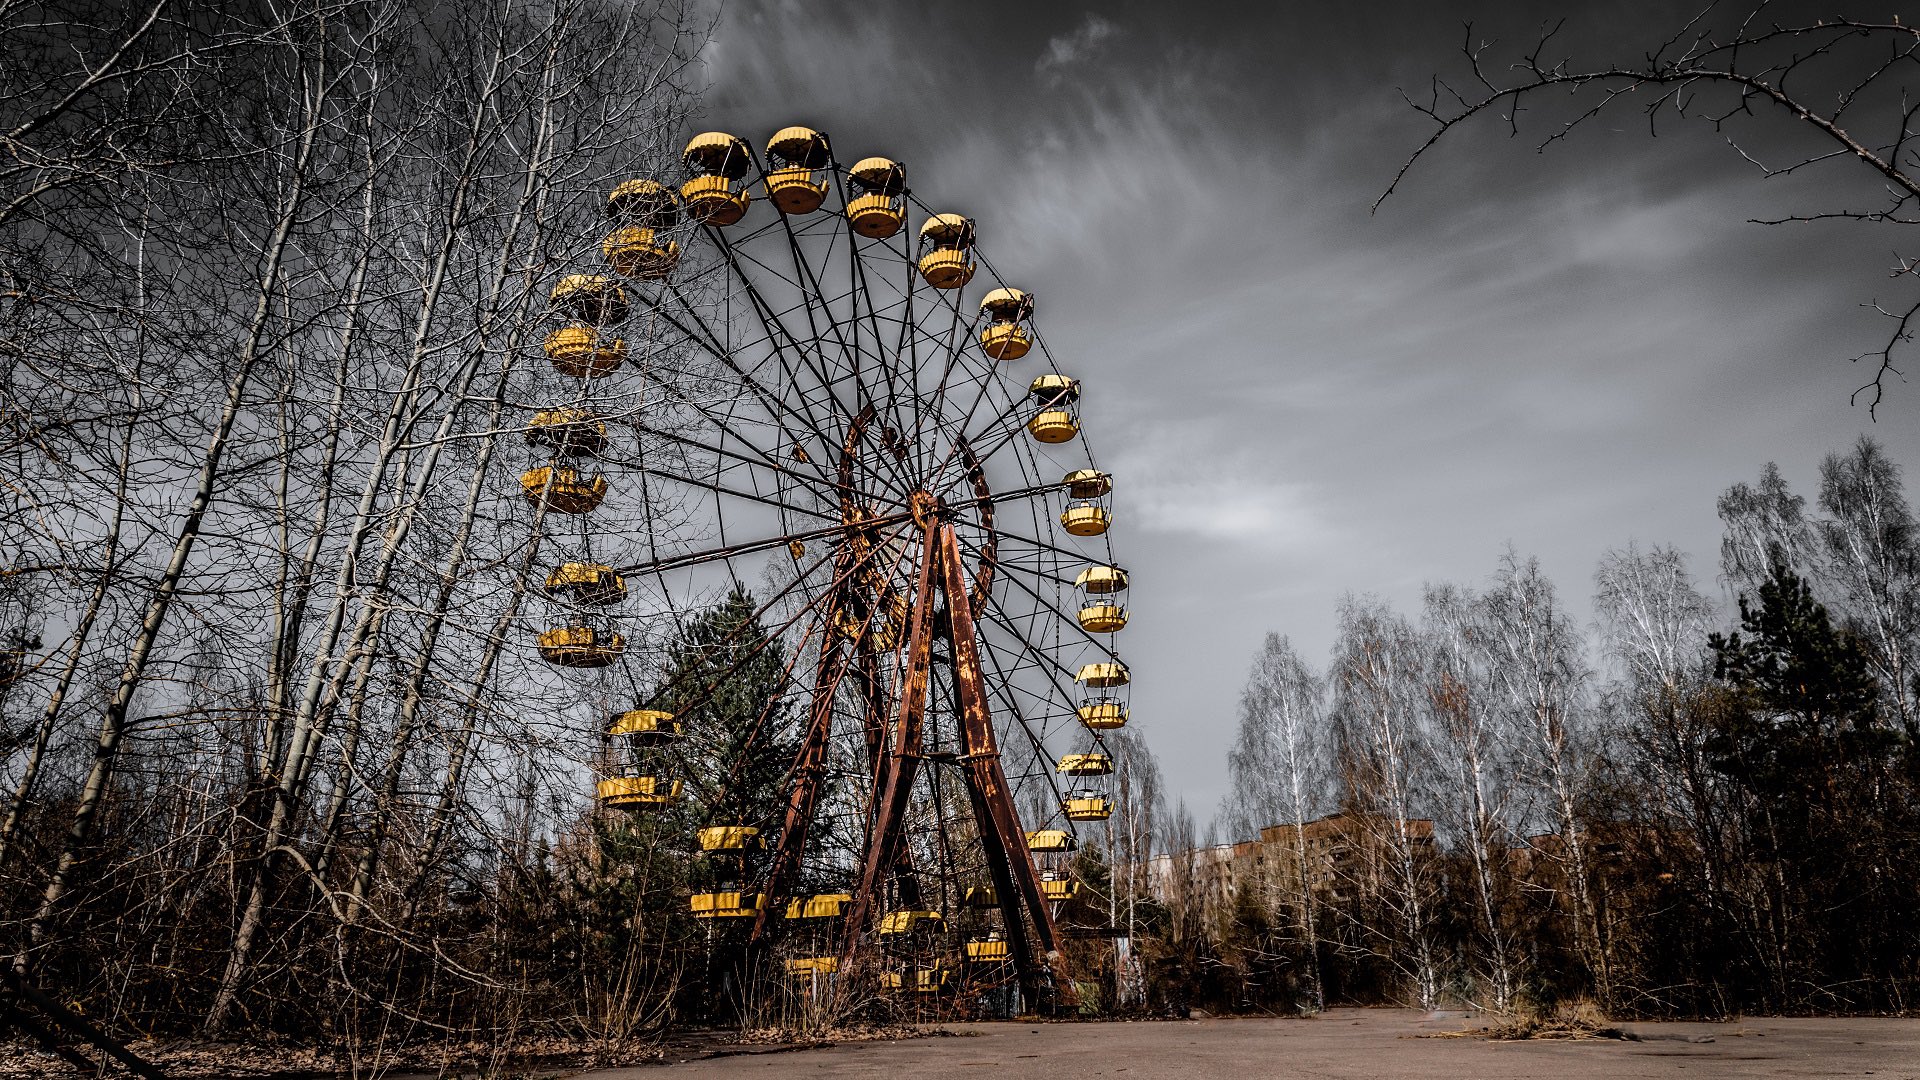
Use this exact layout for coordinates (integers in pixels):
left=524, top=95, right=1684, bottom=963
left=1816, top=436, right=1920, bottom=733
left=1329, top=596, right=1440, bottom=1008
left=1381, top=5, right=1920, bottom=413
left=1223, top=633, right=1327, bottom=1012
left=1423, top=584, right=1521, bottom=1012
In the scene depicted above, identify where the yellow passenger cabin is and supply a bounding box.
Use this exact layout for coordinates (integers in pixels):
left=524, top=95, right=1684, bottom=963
left=917, top=213, right=976, bottom=289
left=1076, top=661, right=1130, bottom=689
left=542, top=325, right=625, bottom=378
left=680, top=131, right=753, bottom=225
left=1026, top=829, right=1076, bottom=853
left=763, top=126, right=831, bottom=215
left=877, top=909, right=945, bottom=936
left=1057, top=753, right=1114, bottom=776
left=964, top=885, right=998, bottom=908
left=603, top=225, right=678, bottom=280
left=1027, top=374, right=1080, bottom=443
left=1078, top=700, right=1129, bottom=729
left=1075, top=562, right=1130, bottom=632
left=845, top=157, right=906, bottom=237
left=519, top=465, right=607, bottom=514
left=880, top=968, right=948, bottom=993
left=537, top=625, right=624, bottom=668
left=549, top=274, right=629, bottom=325
left=785, top=956, right=838, bottom=976
left=606, top=178, right=681, bottom=226
left=966, top=938, right=1011, bottom=961
left=978, top=287, right=1034, bottom=360
left=608, top=709, right=679, bottom=741
left=596, top=775, right=681, bottom=808
left=785, top=893, right=852, bottom=919
left=1075, top=564, right=1129, bottom=595
left=543, top=562, right=626, bottom=605
left=690, top=891, right=766, bottom=918
left=1042, top=876, right=1081, bottom=901
left=526, top=407, right=607, bottom=456
left=1064, top=794, right=1113, bottom=821
left=1078, top=602, right=1128, bottom=633
left=698, top=826, right=763, bottom=851
left=1061, top=502, right=1111, bottom=537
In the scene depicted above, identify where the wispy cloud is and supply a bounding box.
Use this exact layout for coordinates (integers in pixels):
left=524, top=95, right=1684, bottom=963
left=1036, top=14, right=1118, bottom=83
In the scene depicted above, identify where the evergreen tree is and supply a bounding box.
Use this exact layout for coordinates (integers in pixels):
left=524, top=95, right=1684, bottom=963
left=1707, top=562, right=1906, bottom=1001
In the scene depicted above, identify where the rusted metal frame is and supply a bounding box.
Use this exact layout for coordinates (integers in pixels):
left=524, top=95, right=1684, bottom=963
left=773, top=187, right=923, bottom=501
left=840, top=520, right=941, bottom=964
left=644, top=279, right=844, bottom=477
left=631, top=527, right=897, bottom=735
left=622, top=415, right=867, bottom=511
left=666, top=247, right=846, bottom=470
left=707, top=228, right=865, bottom=457
left=935, top=523, right=1075, bottom=1008
left=901, top=296, right=991, bottom=480
left=955, top=529, right=1126, bottom=665
left=747, top=482, right=920, bottom=944
left=613, top=511, right=911, bottom=577
left=749, top=594, right=849, bottom=946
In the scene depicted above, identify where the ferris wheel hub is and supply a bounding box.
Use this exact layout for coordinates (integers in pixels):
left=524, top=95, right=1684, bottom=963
left=909, top=489, right=941, bottom=530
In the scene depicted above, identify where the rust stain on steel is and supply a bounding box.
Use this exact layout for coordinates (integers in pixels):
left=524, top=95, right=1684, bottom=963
left=937, top=523, right=1076, bottom=1009
left=840, top=521, right=940, bottom=962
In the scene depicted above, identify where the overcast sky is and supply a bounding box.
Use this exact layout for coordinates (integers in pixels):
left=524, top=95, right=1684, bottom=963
left=696, top=0, right=1920, bottom=823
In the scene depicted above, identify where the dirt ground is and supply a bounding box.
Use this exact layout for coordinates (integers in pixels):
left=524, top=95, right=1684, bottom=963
left=574, top=1008, right=1920, bottom=1080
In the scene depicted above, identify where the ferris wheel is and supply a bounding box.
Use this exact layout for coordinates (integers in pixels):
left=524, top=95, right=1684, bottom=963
left=517, top=125, right=1131, bottom=1010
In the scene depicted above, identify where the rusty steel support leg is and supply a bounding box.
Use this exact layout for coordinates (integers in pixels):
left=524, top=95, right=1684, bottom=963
left=936, top=523, right=1076, bottom=1012
left=750, top=622, right=850, bottom=948
left=840, top=522, right=940, bottom=965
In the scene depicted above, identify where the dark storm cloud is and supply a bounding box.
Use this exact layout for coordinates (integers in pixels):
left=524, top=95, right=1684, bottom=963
left=697, top=0, right=1920, bottom=816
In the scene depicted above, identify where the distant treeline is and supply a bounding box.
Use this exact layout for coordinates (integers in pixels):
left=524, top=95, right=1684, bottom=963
left=1133, top=437, right=1920, bottom=1018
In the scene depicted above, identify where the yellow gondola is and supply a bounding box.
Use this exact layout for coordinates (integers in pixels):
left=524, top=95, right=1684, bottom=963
left=519, top=466, right=607, bottom=514
left=965, top=939, right=1011, bottom=961
left=597, top=775, right=681, bottom=808
left=1057, top=753, right=1113, bottom=776
left=543, top=562, right=626, bottom=605
left=1078, top=700, right=1129, bottom=729
left=917, top=213, right=975, bottom=289
left=606, top=178, right=681, bottom=226
left=764, top=125, right=831, bottom=215
left=846, top=156, right=906, bottom=237
left=978, top=287, right=1034, bottom=360
left=542, top=325, right=625, bottom=378
left=1027, top=374, right=1080, bottom=442
left=550, top=274, right=629, bottom=324
left=603, top=225, right=679, bottom=280
left=526, top=407, right=607, bottom=456
left=1061, top=503, right=1111, bottom=536
left=698, top=826, right=763, bottom=851
left=877, top=909, right=945, bottom=935
left=681, top=131, right=753, bottom=225
left=537, top=625, right=624, bottom=667
left=690, top=891, right=766, bottom=918
left=784, top=893, right=853, bottom=919
left=608, top=709, right=679, bottom=740
left=1078, top=602, right=1127, bottom=633
left=1042, top=878, right=1081, bottom=901
left=1026, top=829, right=1076, bottom=852
left=1064, top=795, right=1112, bottom=821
